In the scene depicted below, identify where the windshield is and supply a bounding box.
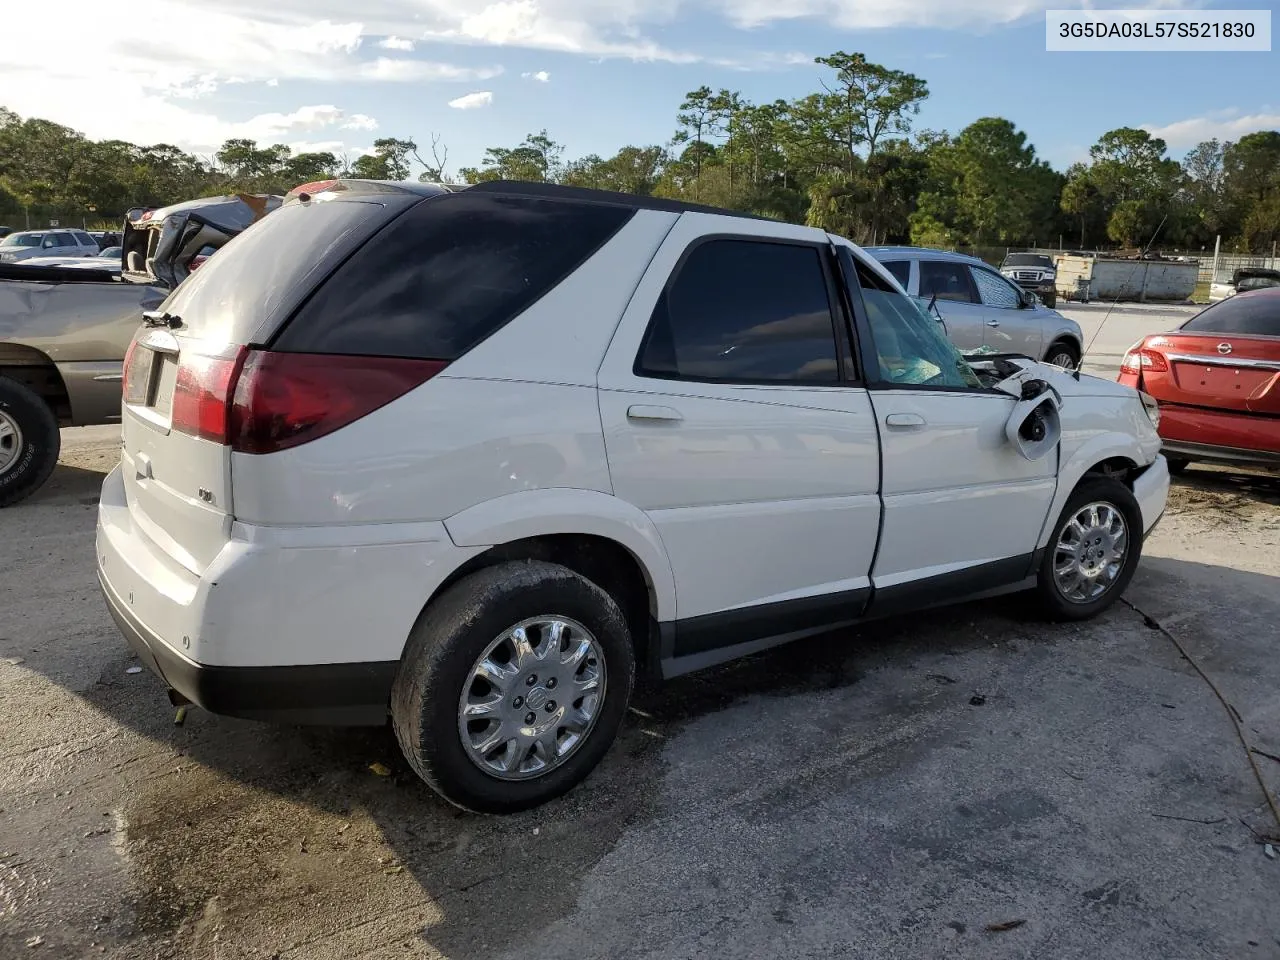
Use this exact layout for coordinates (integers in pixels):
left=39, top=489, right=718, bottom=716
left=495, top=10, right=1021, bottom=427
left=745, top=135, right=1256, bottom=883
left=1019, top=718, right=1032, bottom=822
left=855, top=257, right=982, bottom=388
left=1182, top=292, right=1280, bottom=337
left=0, top=234, right=43, bottom=248
left=1003, top=254, right=1053, bottom=268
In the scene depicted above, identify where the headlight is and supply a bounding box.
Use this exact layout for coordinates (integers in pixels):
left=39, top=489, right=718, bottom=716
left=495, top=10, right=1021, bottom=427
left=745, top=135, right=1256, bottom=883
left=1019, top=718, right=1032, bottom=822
left=1139, top=391, right=1160, bottom=429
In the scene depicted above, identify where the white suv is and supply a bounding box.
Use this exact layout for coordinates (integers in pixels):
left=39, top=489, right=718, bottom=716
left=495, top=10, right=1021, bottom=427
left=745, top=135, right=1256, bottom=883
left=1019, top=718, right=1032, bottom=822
left=0, top=228, right=101, bottom=262
left=97, top=180, right=1170, bottom=813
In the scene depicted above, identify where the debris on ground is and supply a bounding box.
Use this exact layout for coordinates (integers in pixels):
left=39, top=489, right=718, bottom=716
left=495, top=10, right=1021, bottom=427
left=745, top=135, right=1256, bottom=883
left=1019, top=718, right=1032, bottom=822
left=124, top=666, right=142, bottom=675
left=969, top=694, right=986, bottom=706
left=985, top=919, right=1026, bottom=933
left=368, top=762, right=392, bottom=777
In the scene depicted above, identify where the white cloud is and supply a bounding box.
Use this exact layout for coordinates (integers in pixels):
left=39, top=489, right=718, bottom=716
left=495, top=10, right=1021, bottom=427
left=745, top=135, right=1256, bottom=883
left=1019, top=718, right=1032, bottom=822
left=522, top=69, right=552, bottom=82
left=342, top=113, right=380, bottom=131
left=378, top=35, right=416, bottom=51
left=448, top=91, right=495, bottom=110
left=358, top=58, right=502, bottom=81
left=1142, top=112, right=1280, bottom=149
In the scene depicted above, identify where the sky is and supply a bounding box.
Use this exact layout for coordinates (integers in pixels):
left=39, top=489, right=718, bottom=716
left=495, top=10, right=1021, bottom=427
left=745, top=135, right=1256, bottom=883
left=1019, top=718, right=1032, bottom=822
left=1, top=0, right=1276, bottom=176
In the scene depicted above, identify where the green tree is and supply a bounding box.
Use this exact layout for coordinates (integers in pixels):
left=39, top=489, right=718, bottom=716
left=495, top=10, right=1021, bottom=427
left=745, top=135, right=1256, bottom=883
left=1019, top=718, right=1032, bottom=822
left=349, top=137, right=417, bottom=180
left=457, top=131, right=563, bottom=184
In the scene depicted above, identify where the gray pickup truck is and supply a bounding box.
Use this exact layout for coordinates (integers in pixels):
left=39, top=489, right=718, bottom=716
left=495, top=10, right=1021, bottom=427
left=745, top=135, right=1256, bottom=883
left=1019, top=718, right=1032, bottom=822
left=0, top=193, right=281, bottom=506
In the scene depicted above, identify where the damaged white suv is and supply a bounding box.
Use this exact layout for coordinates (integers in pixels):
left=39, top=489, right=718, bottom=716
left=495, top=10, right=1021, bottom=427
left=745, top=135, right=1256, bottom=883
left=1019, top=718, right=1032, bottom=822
left=97, top=180, right=1169, bottom=813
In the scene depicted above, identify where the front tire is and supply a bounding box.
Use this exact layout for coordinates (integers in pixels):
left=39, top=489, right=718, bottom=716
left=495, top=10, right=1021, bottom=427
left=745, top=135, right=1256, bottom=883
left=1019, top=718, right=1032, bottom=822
left=391, top=560, right=635, bottom=814
left=1044, top=339, right=1080, bottom=371
left=0, top=377, right=60, bottom=508
left=1166, top=457, right=1190, bottom=476
left=1035, top=478, right=1143, bottom=622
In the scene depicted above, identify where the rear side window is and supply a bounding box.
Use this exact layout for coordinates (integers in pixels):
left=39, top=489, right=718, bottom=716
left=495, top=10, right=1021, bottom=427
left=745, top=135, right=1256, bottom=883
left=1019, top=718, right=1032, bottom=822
left=159, top=198, right=406, bottom=346
left=881, top=260, right=911, bottom=289
left=54, top=233, right=77, bottom=247
left=971, top=266, right=1022, bottom=308
left=75, top=231, right=95, bottom=246
left=919, top=260, right=978, bottom=304
left=275, top=194, right=635, bottom=359
left=635, top=239, right=840, bottom=384
left=1182, top=295, right=1280, bottom=337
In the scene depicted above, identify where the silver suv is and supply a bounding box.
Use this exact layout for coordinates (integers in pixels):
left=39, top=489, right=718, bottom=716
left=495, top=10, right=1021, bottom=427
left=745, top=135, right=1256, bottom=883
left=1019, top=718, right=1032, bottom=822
left=866, top=246, right=1082, bottom=369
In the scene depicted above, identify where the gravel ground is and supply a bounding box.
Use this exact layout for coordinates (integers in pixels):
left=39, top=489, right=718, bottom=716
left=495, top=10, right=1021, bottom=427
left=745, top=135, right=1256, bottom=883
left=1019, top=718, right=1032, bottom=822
left=1, top=425, right=1278, bottom=960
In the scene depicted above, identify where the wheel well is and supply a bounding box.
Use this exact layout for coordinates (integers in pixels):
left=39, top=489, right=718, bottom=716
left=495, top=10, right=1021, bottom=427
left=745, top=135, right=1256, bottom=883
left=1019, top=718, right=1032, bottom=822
left=1045, top=335, right=1082, bottom=360
left=433, top=534, right=657, bottom=668
left=0, top=347, right=71, bottom=424
left=1083, top=456, right=1140, bottom=489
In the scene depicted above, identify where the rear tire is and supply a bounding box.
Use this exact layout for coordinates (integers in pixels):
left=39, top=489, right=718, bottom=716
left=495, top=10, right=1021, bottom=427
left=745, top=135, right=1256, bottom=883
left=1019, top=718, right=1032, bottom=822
left=391, top=560, right=635, bottom=814
left=1035, top=477, right=1143, bottom=622
left=1044, top=339, right=1080, bottom=371
left=1166, top=457, right=1190, bottom=476
left=0, top=377, right=60, bottom=508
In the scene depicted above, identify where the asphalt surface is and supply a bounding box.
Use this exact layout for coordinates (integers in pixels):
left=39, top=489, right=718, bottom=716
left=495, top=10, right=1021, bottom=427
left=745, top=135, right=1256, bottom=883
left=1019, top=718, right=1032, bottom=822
left=3, top=335, right=1279, bottom=958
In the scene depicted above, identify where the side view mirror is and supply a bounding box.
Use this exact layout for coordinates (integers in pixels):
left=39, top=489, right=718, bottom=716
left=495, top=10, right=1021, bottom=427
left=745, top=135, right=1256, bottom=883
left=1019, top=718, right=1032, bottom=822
left=1020, top=289, right=1038, bottom=308
left=42, top=239, right=56, bottom=249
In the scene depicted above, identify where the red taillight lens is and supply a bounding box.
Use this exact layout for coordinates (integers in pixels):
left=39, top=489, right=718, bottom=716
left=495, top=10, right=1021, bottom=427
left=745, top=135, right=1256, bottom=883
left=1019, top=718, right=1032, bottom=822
left=172, top=348, right=248, bottom=443
left=1119, top=347, right=1169, bottom=374
left=229, top=352, right=447, bottom=454
left=189, top=254, right=209, bottom=272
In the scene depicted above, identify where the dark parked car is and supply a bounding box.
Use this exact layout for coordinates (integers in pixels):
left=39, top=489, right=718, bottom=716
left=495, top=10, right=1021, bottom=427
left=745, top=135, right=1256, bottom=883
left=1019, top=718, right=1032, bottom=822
left=1000, top=253, right=1058, bottom=309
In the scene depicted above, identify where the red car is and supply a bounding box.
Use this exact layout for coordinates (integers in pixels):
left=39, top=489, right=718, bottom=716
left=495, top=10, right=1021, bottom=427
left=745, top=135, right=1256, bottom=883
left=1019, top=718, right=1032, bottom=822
left=1118, top=288, right=1280, bottom=474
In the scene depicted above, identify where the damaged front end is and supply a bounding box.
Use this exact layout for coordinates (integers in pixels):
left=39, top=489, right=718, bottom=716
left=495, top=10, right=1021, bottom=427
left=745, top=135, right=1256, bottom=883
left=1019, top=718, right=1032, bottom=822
left=120, top=193, right=282, bottom=289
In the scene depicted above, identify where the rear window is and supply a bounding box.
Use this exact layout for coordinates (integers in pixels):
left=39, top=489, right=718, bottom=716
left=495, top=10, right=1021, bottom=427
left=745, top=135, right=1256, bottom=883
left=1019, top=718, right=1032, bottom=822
left=1182, top=294, right=1280, bottom=337
left=1003, top=254, right=1053, bottom=268
left=159, top=198, right=404, bottom=346
left=273, top=193, right=635, bottom=360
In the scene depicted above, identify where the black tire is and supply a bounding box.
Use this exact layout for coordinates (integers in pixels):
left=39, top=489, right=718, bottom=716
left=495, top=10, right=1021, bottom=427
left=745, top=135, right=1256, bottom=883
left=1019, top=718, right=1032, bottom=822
left=1035, top=477, right=1144, bottom=622
left=1043, top=293, right=1057, bottom=309
left=0, top=377, right=60, bottom=508
left=1044, top=339, right=1080, bottom=371
left=1166, top=457, right=1191, bottom=476
left=391, top=560, right=635, bottom=814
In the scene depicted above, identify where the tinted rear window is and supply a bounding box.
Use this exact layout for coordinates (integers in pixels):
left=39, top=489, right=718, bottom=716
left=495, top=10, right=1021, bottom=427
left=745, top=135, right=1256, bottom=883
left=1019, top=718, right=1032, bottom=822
left=1004, top=254, right=1053, bottom=268
left=273, top=193, right=635, bottom=360
left=1182, top=294, right=1280, bottom=337
left=159, top=199, right=403, bottom=346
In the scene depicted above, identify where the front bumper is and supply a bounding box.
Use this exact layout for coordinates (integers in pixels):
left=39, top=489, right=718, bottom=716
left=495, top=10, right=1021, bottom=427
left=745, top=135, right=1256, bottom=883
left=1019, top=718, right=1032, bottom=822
left=1133, top=455, right=1171, bottom=536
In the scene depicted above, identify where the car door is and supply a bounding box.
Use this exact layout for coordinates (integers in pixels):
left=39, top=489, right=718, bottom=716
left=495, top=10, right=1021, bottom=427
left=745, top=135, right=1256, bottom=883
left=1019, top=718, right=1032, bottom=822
left=971, top=263, right=1043, bottom=359
left=597, top=214, right=881, bottom=660
left=917, top=258, right=985, bottom=352
left=838, top=246, right=1058, bottom=612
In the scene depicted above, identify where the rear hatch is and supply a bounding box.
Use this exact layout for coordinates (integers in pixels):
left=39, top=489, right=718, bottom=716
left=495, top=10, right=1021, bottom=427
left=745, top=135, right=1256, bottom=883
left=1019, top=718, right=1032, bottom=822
left=118, top=186, right=427, bottom=575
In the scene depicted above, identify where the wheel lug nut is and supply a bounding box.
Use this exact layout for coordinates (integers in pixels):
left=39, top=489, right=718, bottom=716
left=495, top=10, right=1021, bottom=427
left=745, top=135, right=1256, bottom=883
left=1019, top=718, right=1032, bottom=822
left=525, top=712, right=536, bottom=724
left=545, top=702, right=556, bottom=712
left=526, top=674, right=537, bottom=686
left=512, top=696, right=524, bottom=708
left=546, top=678, right=557, bottom=689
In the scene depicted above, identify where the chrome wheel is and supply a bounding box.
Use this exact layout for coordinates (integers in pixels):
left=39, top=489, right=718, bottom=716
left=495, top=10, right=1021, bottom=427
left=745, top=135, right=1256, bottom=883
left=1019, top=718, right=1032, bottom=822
left=1053, top=501, right=1128, bottom=603
left=458, top=616, right=606, bottom=781
left=0, top=410, right=23, bottom=477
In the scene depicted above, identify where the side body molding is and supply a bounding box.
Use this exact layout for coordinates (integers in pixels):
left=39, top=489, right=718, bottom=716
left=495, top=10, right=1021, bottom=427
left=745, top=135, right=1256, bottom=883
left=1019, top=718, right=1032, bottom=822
left=443, top=488, right=679, bottom=622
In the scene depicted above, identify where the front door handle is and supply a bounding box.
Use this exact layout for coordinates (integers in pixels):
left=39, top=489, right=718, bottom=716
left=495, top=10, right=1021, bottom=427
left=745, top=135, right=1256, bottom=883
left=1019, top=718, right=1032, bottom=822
left=885, top=413, right=926, bottom=428
left=986, top=319, right=1001, bottom=327
left=627, top=404, right=684, bottom=422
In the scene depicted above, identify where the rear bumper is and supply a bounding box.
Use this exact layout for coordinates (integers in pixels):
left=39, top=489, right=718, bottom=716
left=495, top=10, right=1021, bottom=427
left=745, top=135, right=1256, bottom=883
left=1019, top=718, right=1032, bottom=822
left=99, top=569, right=396, bottom=725
left=95, top=463, right=479, bottom=726
left=1158, top=403, right=1280, bottom=466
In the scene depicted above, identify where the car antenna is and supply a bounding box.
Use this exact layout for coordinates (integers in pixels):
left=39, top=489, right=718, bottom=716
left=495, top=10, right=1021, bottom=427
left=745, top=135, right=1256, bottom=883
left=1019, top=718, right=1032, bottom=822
left=1077, top=213, right=1169, bottom=380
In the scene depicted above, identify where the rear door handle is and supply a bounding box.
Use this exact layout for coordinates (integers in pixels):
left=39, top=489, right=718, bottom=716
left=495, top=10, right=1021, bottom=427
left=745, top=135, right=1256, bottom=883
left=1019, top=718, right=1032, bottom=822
left=986, top=319, right=1001, bottom=327
left=885, top=413, right=926, bottom=428
left=627, top=404, right=684, bottom=422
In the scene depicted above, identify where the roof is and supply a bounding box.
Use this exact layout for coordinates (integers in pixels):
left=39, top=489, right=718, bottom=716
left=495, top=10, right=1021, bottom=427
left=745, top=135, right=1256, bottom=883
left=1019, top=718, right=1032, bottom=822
left=862, top=245, right=987, bottom=264
left=289, top=178, right=775, bottom=222
left=3, top=228, right=83, bottom=236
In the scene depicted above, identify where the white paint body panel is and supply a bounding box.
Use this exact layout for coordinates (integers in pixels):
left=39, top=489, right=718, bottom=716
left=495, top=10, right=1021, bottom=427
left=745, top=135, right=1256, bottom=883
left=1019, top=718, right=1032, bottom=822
left=96, top=206, right=1170, bottom=678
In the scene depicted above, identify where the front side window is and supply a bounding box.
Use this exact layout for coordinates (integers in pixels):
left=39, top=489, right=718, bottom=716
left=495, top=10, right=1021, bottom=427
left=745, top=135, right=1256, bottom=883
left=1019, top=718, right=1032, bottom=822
left=54, top=233, right=77, bottom=247
left=919, top=260, right=979, bottom=304
left=972, top=266, right=1023, bottom=309
left=635, top=239, right=840, bottom=384
left=854, top=256, right=982, bottom=389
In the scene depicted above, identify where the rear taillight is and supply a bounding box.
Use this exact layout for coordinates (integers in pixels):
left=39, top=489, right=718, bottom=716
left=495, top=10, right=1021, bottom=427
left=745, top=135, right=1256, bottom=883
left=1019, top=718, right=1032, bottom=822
left=229, top=352, right=447, bottom=454
left=172, top=348, right=248, bottom=444
left=1119, top=347, right=1169, bottom=374
left=189, top=254, right=209, bottom=272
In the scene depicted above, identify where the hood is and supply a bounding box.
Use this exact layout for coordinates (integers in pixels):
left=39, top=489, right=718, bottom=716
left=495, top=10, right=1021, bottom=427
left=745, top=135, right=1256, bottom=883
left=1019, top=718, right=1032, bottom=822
left=1017, top=359, right=1138, bottom=400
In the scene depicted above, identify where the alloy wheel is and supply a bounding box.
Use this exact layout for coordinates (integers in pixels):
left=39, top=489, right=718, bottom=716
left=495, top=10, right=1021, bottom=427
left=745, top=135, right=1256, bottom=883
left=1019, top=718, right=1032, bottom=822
left=1053, top=501, right=1128, bottom=603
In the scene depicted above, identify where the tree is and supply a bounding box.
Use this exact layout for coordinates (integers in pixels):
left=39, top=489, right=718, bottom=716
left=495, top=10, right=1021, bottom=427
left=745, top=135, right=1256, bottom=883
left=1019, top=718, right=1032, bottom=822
left=1060, top=163, right=1104, bottom=247
left=458, top=131, right=564, bottom=184
left=349, top=137, right=417, bottom=180
left=813, top=52, right=928, bottom=162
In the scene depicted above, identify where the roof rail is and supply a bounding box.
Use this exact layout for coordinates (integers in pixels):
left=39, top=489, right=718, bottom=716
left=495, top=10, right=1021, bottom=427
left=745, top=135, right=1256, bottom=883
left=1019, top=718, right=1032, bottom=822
left=465, top=180, right=776, bottom=222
